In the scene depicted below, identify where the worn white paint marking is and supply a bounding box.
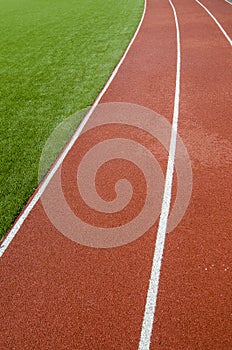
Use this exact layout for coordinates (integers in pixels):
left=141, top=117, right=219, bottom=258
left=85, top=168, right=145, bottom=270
left=195, top=0, right=232, bottom=45
left=224, top=0, right=232, bottom=6
left=0, top=0, right=147, bottom=257
left=138, top=0, right=181, bottom=349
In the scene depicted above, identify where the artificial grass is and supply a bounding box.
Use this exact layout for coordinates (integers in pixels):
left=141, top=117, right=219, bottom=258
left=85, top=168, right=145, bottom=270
left=0, top=0, right=144, bottom=239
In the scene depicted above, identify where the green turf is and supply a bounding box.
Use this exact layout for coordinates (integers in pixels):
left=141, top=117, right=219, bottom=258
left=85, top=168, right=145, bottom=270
left=0, top=0, right=144, bottom=239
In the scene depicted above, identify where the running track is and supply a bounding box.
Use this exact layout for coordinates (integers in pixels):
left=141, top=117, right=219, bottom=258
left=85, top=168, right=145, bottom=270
left=0, top=0, right=231, bottom=349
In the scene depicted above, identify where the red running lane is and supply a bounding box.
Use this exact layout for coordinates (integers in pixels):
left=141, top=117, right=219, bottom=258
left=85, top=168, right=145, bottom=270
left=150, top=0, right=232, bottom=348
left=0, top=0, right=231, bottom=349
left=198, top=0, right=232, bottom=37
left=0, top=1, right=178, bottom=349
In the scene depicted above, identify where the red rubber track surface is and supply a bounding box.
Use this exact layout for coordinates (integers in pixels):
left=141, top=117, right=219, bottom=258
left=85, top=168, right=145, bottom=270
left=0, top=0, right=231, bottom=349
left=199, top=0, right=232, bottom=37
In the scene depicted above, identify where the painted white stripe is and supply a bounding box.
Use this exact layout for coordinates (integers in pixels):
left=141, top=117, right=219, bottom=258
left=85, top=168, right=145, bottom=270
left=138, top=0, right=181, bottom=349
left=0, top=0, right=147, bottom=257
left=224, top=0, right=232, bottom=6
left=194, top=0, right=232, bottom=45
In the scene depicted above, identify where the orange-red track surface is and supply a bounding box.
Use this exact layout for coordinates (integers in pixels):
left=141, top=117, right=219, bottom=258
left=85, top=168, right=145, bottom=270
left=0, top=0, right=231, bottom=349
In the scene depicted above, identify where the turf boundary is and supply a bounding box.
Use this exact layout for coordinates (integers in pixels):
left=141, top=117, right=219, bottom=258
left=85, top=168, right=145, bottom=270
left=0, top=0, right=147, bottom=257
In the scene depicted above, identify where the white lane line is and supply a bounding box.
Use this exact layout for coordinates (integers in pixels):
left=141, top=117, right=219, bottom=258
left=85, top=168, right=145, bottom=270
left=0, top=0, right=147, bottom=258
left=138, top=0, right=181, bottom=349
left=194, top=0, right=232, bottom=45
left=224, top=0, right=232, bottom=6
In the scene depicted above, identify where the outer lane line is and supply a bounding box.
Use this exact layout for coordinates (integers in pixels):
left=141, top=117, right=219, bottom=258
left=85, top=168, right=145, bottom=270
left=224, top=0, right=232, bottom=6
left=138, top=0, right=181, bottom=349
left=194, top=0, right=232, bottom=45
left=0, top=0, right=147, bottom=258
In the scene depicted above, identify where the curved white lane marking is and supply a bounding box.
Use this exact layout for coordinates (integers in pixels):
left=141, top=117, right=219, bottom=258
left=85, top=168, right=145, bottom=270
left=194, top=0, right=232, bottom=45
left=224, top=0, right=232, bottom=6
left=0, top=0, right=147, bottom=257
left=138, top=0, right=181, bottom=349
